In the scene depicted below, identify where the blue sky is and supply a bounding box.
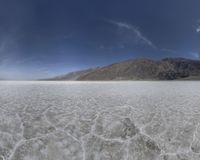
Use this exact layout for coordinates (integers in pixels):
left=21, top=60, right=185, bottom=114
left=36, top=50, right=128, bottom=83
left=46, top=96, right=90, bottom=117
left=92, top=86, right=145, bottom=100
left=0, top=0, right=200, bottom=79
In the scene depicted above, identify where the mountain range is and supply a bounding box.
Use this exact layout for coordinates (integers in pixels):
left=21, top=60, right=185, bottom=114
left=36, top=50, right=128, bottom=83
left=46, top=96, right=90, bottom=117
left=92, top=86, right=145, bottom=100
left=47, top=58, right=200, bottom=81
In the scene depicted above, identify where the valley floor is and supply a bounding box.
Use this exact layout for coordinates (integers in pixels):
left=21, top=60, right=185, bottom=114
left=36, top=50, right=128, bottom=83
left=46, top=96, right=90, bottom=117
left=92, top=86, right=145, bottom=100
left=0, top=81, right=200, bottom=160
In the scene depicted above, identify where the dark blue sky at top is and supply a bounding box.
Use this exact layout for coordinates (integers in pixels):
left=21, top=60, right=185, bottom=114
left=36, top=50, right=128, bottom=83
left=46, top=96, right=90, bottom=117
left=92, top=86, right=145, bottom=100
left=0, top=0, right=200, bottom=79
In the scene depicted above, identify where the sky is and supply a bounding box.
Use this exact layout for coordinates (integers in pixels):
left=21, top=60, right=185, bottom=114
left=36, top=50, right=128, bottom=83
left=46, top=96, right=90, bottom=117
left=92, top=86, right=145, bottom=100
left=0, top=0, right=200, bottom=79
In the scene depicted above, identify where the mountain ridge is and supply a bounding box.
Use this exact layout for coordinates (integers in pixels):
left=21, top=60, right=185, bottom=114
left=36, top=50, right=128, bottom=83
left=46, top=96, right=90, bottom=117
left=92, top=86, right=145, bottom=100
left=47, top=58, right=200, bottom=81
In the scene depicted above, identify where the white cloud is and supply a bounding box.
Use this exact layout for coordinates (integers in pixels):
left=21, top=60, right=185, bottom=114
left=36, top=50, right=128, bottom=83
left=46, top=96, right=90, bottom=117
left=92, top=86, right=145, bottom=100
left=196, top=26, right=200, bottom=33
left=195, top=19, right=200, bottom=33
left=191, top=52, right=200, bottom=59
left=106, top=19, right=156, bottom=49
left=108, top=20, right=132, bottom=30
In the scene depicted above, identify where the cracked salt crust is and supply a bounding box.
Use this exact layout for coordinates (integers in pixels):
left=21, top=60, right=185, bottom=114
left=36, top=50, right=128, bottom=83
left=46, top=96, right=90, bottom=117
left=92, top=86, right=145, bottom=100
left=0, top=81, right=200, bottom=160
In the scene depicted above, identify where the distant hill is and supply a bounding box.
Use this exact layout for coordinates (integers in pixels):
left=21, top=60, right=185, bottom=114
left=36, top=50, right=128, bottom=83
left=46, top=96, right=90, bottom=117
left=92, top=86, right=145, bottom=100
left=46, top=68, right=96, bottom=81
left=48, top=58, right=200, bottom=80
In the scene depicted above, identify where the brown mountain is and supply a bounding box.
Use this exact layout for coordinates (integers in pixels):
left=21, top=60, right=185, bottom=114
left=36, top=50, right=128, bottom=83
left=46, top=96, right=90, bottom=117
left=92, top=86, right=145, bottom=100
left=49, top=58, right=200, bottom=81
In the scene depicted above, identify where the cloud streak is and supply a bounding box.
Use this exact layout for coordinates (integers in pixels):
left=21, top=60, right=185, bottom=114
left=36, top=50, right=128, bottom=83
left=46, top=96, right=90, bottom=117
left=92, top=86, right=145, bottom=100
left=106, top=20, right=156, bottom=49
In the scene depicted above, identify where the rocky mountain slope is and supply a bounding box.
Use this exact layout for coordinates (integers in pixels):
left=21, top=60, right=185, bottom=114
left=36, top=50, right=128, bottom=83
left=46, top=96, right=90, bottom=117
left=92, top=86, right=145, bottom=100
left=49, top=58, right=200, bottom=80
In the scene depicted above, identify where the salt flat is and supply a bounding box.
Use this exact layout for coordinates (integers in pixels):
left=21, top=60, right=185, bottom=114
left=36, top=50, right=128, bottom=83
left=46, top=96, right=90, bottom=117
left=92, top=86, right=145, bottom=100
left=0, top=81, right=200, bottom=160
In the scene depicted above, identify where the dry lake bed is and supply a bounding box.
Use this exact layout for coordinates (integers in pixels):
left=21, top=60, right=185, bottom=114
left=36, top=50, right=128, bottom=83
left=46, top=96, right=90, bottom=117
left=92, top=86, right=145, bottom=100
left=0, top=81, right=200, bottom=160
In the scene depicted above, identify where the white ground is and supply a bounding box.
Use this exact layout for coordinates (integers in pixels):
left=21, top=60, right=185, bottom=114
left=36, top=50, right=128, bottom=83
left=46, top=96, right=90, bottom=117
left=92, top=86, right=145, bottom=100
left=0, top=81, right=200, bottom=160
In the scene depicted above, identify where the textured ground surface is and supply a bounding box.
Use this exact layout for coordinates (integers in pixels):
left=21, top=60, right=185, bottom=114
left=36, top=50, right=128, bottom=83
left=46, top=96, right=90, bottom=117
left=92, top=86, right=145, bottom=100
left=0, top=81, right=200, bottom=160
